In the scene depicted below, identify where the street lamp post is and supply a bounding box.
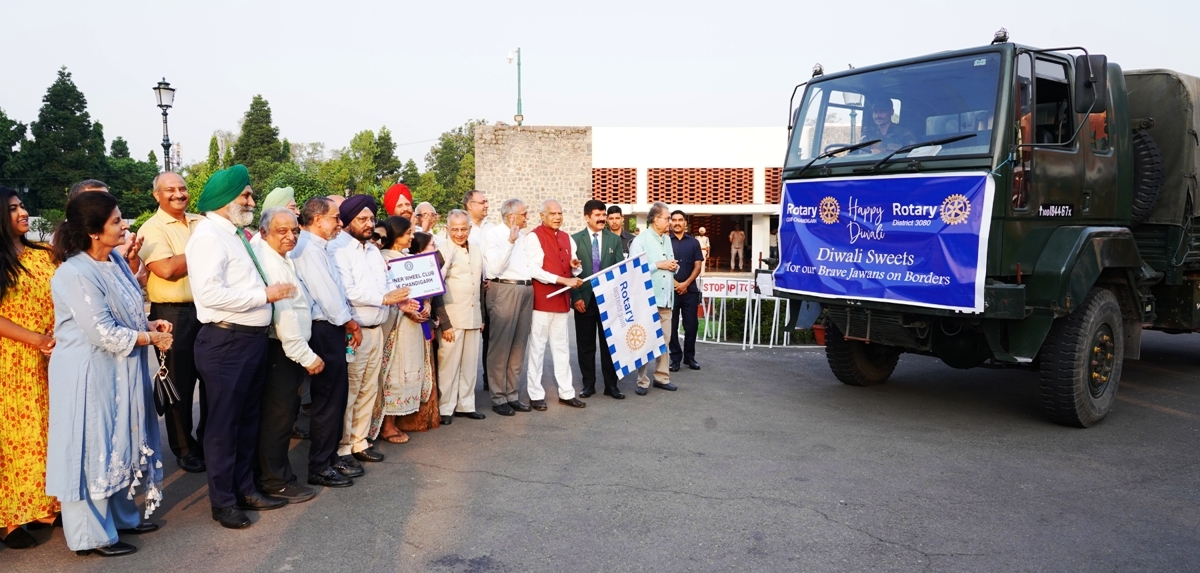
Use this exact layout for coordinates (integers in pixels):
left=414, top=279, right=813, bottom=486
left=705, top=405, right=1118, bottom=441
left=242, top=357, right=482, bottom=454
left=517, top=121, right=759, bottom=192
left=507, top=48, right=523, bottom=125
left=153, top=78, right=176, bottom=171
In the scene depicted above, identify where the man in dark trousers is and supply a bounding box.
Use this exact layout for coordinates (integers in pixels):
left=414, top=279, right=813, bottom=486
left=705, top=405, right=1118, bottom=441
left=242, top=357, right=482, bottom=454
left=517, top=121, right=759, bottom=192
left=668, top=210, right=704, bottom=372
left=572, top=200, right=627, bottom=399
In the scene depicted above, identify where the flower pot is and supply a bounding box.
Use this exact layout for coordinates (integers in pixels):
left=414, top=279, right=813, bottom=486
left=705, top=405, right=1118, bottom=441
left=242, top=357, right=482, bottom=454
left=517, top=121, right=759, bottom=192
left=812, top=324, right=826, bottom=346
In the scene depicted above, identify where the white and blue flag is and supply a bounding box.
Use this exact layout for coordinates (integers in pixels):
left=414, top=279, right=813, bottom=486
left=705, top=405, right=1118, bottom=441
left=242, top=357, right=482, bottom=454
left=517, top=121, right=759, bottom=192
left=592, top=253, right=667, bottom=377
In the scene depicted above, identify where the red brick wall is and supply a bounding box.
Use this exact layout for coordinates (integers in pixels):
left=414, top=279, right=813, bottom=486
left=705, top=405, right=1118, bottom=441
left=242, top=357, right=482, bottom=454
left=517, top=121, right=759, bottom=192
left=592, top=168, right=637, bottom=204
left=647, top=168, right=754, bottom=204
left=764, top=167, right=782, bottom=205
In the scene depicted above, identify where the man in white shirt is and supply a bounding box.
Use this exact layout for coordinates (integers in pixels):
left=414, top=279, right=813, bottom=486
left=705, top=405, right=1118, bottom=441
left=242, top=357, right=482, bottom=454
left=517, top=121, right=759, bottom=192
left=524, top=200, right=586, bottom=410
left=437, top=210, right=486, bottom=424
left=696, top=227, right=711, bottom=275
left=251, top=208, right=324, bottom=504
left=187, top=165, right=297, bottom=529
left=729, top=224, right=746, bottom=271
left=329, top=195, right=411, bottom=472
left=290, top=197, right=362, bottom=488
left=482, top=198, right=535, bottom=416
left=464, top=189, right=493, bottom=392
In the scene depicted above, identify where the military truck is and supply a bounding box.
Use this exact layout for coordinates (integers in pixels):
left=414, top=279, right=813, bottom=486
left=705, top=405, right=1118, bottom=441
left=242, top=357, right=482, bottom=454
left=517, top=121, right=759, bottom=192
left=772, top=30, right=1200, bottom=427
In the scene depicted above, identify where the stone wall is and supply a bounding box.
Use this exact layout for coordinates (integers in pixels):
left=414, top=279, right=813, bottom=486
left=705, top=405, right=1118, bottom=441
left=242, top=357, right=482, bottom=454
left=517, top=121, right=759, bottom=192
left=474, top=125, right=592, bottom=234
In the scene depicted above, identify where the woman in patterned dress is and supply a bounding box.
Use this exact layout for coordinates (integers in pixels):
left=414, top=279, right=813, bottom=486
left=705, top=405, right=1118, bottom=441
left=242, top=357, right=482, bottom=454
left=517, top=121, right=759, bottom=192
left=0, top=186, right=59, bottom=549
left=396, top=231, right=445, bottom=434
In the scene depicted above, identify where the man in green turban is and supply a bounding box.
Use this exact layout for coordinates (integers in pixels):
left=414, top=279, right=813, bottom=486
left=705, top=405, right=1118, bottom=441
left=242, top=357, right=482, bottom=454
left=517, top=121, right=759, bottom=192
left=187, top=163, right=299, bottom=529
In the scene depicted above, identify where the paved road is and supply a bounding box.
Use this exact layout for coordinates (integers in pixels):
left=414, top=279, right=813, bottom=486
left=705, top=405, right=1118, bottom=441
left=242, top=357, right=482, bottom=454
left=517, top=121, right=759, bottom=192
left=5, top=330, right=1199, bottom=573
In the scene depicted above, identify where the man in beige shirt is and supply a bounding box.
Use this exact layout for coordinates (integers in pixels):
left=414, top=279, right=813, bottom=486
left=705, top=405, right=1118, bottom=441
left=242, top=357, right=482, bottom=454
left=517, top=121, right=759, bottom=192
left=437, top=209, right=485, bottom=425
left=138, top=171, right=208, bottom=473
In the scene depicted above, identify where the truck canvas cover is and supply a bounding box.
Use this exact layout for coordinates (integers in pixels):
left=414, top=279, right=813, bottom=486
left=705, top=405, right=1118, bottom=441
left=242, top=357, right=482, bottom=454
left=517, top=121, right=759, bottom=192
left=1125, top=69, right=1200, bottom=226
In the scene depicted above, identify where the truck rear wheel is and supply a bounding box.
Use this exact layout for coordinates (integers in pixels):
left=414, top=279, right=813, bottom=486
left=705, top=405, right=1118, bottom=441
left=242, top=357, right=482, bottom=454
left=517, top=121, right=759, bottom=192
left=825, top=322, right=900, bottom=386
left=1129, top=129, right=1165, bottom=227
left=1038, top=288, right=1124, bottom=427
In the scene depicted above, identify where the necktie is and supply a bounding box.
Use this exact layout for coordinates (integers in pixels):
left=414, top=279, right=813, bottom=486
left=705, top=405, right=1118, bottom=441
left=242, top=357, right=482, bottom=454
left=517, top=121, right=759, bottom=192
left=237, top=228, right=270, bottom=286
left=592, top=232, right=601, bottom=274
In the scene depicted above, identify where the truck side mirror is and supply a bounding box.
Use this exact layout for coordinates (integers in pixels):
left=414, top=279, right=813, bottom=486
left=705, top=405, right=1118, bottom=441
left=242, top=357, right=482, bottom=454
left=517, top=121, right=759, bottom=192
left=1074, top=54, right=1108, bottom=114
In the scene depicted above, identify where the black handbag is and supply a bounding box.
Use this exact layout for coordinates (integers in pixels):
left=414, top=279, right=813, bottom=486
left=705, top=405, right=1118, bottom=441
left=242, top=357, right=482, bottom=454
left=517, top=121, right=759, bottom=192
left=152, top=349, right=180, bottom=416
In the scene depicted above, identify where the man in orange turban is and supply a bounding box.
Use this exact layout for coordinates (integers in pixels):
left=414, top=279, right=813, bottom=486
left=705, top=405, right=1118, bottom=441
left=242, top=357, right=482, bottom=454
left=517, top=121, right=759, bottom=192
left=383, top=184, right=413, bottom=219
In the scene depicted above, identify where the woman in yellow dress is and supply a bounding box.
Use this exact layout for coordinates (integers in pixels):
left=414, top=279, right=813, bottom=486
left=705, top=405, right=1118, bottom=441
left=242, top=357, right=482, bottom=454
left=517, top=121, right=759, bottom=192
left=0, top=186, right=59, bottom=549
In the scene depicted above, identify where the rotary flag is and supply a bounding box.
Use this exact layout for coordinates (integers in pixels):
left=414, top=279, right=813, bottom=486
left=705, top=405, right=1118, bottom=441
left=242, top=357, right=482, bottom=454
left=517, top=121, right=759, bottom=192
left=592, top=253, right=667, bottom=377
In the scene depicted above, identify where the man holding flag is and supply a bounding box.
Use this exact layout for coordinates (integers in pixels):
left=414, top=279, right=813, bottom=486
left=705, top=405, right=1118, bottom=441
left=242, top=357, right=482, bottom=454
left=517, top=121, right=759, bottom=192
left=524, top=200, right=586, bottom=410
left=571, top=200, right=626, bottom=400
left=630, top=202, right=679, bottom=395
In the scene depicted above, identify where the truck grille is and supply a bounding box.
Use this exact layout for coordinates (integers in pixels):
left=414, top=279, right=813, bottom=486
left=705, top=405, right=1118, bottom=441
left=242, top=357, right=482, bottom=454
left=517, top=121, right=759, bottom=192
left=826, top=307, right=921, bottom=349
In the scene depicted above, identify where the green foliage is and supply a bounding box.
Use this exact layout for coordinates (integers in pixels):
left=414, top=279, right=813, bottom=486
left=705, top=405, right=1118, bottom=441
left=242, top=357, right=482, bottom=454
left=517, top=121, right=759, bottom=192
left=280, top=138, right=292, bottom=163
left=233, top=95, right=283, bottom=189
left=399, top=159, right=420, bottom=188
left=32, top=208, right=63, bottom=241
left=424, top=119, right=484, bottom=192
left=104, top=155, right=159, bottom=216
left=222, top=146, right=234, bottom=169
left=0, top=107, right=26, bottom=183
left=182, top=161, right=213, bottom=212
left=130, top=210, right=155, bottom=232
left=374, top=126, right=401, bottom=182
left=414, top=171, right=456, bottom=218
left=148, top=150, right=158, bottom=165
left=207, top=135, right=220, bottom=171
left=110, top=137, right=130, bottom=159
left=10, top=67, right=107, bottom=213
left=716, top=298, right=815, bottom=345
left=261, top=162, right=333, bottom=214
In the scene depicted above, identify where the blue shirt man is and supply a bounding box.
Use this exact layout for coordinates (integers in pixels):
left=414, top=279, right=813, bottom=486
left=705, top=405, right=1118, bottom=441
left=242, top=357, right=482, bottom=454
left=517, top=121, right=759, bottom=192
left=668, top=210, right=704, bottom=371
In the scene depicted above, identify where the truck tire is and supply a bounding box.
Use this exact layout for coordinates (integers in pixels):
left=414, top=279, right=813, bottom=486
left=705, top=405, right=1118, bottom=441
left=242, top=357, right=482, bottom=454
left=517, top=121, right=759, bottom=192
left=1129, top=130, right=1165, bottom=227
left=825, top=322, right=900, bottom=386
left=1037, top=288, right=1123, bottom=427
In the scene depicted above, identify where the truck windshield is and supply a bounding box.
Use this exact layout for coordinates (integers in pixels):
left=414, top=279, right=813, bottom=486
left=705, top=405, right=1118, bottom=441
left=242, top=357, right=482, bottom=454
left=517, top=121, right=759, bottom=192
left=786, top=52, right=1002, bottom=170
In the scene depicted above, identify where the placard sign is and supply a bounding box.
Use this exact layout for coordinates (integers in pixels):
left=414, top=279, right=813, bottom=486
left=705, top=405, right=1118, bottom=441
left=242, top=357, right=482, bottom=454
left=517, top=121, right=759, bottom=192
left=772, top=172, right=994, bottom=313
left=386, top=252, right=447, bottom=299
left=698, top=277, right=755, bottom=299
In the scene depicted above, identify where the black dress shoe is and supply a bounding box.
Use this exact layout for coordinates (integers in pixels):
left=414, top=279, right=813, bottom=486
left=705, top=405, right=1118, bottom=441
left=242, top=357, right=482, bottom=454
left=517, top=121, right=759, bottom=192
left=687, top=360, right=700, bottom=370
left=211, top=506, right=251, bottom=529
left=558, top=397, right=587, bottom=408
left=508, top=401, right=532, bottom=412
left=492, top=403, right=515, bottom=416
left=652, top=382, right=678, bottom=391
left=236, top=492, right=287, bottom=511
left=604, top=389, right=626, bottom=399
left=352, top=447, right=386, bottom=463
left=309, top=468, right=353, bottom=488
left=117, top=522, right=159, bottom=535
left=669, top=363, right=680, bottom=372
left=263, top=482, right=316, bottom=504
left=76, top=540, right=137, bottom=557
left=453, top=411, right=486, bottom=420
left=530, top=399, right=547, bottom=411
left=579, top=389, right=595, bottom=398
left=440, top=415, right=453, bottom=425
left=291, top=427, right=310, bottom=440
left=0, top=527, right=36, bottom=549
left=635, top=387, right=648, bottom=396
left=177, top=454, right=206, bottom=473
left=332, top=457, right=365, bottom=478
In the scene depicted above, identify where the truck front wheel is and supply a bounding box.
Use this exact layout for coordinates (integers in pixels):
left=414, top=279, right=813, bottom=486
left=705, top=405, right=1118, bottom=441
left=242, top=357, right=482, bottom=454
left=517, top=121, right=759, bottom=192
left=825, top=322, right=900, bottom=386
left=1038, top=288, right=1124, bottom=427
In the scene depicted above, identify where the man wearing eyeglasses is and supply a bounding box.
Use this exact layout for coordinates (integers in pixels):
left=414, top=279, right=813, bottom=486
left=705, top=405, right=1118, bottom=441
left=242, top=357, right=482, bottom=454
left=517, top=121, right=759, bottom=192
left=463, top=189, right=493, bottom=391
left=630, top=202, right=679, bottom=395
left=329, top=195, right=412, bottom=474
left=414, top=202, right=440, bottom=247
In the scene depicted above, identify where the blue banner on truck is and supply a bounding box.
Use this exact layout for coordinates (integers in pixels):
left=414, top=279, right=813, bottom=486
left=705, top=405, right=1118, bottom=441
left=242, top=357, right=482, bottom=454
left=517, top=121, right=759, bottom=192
left=773, top=172, right=994, bottom=313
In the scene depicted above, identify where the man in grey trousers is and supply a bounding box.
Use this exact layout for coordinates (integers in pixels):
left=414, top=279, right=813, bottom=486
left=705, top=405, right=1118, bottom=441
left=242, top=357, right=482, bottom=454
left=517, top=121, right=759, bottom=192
left=482, top=198, right=535, bottom=416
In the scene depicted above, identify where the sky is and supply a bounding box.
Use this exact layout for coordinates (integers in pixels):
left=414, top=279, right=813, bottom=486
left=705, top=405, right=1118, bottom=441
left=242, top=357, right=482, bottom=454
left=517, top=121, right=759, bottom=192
left=2, top=0, right=1196, bottom=169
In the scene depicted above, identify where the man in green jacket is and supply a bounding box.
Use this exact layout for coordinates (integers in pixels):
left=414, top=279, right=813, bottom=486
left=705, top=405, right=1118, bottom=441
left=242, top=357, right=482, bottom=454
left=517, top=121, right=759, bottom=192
left=572, top=200, right=627, bottom=399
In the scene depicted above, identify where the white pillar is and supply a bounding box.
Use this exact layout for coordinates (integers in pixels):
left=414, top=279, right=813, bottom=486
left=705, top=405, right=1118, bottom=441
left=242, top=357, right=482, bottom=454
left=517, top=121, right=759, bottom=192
left=751, top=214, right=770, bottom=269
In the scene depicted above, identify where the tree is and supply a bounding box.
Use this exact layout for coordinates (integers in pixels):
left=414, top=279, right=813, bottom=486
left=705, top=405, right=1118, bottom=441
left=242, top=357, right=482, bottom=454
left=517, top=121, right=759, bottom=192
left=0, top=108, right=26, bottom=184
left=280, top=138, right=292, bottom=163
left=399, top=159, right=420, bottom=189
left=110, top=137, right=130, bottom=159
left=32, top=208, right=62, bottom=240
left=292, top=142, right=326, bottom=173
left=233, top=95, right=283, bottom=188
left=148, top=150, right=158, bottom=165
left=11, top=67, right=107, bottom=213
left=413, top=171, right=455, bottom=217
left=451, top=152, right=475, bottom=197
left=181, top=161, right=213, bottom=212
left=424, top=119, right=484, bottom=194
left=374, top=126, right=401, bottom=182
left=105, top=153, right=159, bottom=217
left=262, top=162, right=333, bottom=214
left=222, top=146, right=234, bottom=170
left=207, top=135, right=220, bottom=171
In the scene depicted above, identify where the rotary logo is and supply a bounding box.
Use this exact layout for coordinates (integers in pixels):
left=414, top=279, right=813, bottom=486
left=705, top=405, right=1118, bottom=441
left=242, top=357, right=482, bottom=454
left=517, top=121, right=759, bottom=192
left=939, top=194, right=970, bottom=225
left=404, top=261, right=414, bottom=271
left=818, top=197, right=840, bottom=224
left=626, top=324, right=647, bottom=352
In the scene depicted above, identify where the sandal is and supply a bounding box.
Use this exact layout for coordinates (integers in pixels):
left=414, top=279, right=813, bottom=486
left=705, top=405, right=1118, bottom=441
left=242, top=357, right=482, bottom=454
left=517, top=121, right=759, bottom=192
left=380, top=431, right=410, bottom=444
left=0, top=527, right=37, bottom=549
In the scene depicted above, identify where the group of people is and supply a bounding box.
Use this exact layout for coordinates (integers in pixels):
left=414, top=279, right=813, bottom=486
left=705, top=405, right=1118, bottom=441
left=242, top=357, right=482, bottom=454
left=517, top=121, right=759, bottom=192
left=0, top=165, right=712, bottom=558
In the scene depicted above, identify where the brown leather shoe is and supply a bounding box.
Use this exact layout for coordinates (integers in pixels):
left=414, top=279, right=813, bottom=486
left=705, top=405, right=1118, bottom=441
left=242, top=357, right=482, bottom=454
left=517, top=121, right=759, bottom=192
left=558, top=397, right=586, bottom=408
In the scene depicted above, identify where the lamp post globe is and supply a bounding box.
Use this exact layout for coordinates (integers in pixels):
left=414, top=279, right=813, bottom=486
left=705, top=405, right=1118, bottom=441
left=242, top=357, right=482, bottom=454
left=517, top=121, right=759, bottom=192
left=153, top=78, right=175, bottom=171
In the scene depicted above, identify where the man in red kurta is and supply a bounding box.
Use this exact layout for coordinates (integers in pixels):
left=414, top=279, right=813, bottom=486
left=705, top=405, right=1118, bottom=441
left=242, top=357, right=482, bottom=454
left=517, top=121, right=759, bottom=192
left=523, top=200, right=587, bottom=410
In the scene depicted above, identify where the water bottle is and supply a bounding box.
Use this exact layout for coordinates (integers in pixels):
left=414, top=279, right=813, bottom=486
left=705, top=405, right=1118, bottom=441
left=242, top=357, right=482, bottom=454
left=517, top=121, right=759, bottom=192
left=346, top=333, right=356, bottom=363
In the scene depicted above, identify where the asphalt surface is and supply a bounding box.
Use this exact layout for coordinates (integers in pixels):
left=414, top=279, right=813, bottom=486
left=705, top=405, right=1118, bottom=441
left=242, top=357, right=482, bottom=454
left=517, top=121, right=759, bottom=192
left=4, top=329, right=1199, bottom=573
